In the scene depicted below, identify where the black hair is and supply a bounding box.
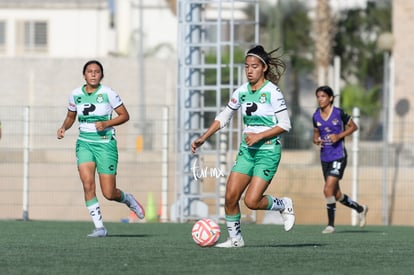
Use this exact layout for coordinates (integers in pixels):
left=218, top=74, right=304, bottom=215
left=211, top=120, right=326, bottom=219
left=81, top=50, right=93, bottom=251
left=82, top=60, right=104, bottom=79
left=315, top=85, right=335, bottom=103
left=245, top=45, right=285, bottom=85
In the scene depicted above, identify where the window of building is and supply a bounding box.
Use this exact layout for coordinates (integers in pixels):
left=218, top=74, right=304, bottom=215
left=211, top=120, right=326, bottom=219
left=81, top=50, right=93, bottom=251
left=16, top=21, right=48, bottom=54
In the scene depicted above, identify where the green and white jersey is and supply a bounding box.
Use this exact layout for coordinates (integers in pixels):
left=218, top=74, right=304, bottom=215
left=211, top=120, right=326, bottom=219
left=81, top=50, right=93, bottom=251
left=67, top=84, right=123, bottom=142
left=227, top=80, right=288, bottom=149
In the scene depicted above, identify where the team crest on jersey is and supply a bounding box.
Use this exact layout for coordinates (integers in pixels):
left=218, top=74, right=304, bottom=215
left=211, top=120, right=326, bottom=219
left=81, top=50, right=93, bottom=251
left=259, top=93, right=267, bottom=103
left=96, top=94, right=104, bottom=103
left=332, top=118, right=339, bottom=125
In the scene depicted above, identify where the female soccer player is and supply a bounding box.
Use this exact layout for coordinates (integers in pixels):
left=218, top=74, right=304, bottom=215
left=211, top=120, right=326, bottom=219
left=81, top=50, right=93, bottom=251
left=312, top=85, right=368, bottom=234
left=57, top=60, right=145, bottom=237
left=191, top=45, right=295, bottom=248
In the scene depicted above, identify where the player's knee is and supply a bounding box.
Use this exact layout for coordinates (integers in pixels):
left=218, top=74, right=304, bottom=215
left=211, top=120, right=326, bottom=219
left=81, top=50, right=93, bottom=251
left=323, top=185, right=334, bottom=196
left=82, top=181, right=95, bottom=194
left=243, top=196, right=260, bottom=210
left=102, top=190, right=117, bottom=201
left=224, top=196, right=239, bottom=210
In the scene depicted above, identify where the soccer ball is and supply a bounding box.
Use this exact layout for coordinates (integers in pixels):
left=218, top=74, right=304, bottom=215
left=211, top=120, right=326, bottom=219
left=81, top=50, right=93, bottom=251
left=191, top=218, right=221, bottom=247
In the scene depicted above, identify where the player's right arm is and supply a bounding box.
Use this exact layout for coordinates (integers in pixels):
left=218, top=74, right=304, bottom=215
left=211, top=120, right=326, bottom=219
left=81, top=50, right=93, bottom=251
left=57, top=110, right=77, bottom=139
left=191, top=104, right=237, bottom=153
left=191, top=120, right=221, bottom=154
left=313, top=127, right=322, bottom=146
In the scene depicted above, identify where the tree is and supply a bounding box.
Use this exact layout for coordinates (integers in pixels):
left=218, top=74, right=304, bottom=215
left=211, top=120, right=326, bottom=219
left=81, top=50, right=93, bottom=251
left=245, top=1, right=313, bottom=112
left=333, top=1, right=391, bottom=139
left=203, top=1, right=315, bottom=149
left=244, top=0, right=314, bottom=148
left=315, top=0, right=334, bottom=85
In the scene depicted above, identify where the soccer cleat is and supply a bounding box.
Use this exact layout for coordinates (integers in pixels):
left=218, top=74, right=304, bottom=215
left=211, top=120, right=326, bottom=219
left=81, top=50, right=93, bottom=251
left=322, top=225, right=335, bottom=234
left=215, top=237, right=245, bottom=248
left=280, top=197, right=295, bottom=232
left=126, top=193, right=145, bottom=219
left=359, top=205, right=368, bottom=227
left=87, top=227, right=108, bottom=237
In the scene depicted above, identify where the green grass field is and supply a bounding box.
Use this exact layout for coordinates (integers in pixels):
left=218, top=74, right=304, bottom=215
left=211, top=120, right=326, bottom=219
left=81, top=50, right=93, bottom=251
left=0, top=220, right=412, bottom=275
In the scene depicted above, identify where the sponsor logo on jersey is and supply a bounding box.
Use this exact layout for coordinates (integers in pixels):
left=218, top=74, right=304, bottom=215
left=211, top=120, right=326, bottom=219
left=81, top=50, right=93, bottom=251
left=245, top=102, right=258, bottom=116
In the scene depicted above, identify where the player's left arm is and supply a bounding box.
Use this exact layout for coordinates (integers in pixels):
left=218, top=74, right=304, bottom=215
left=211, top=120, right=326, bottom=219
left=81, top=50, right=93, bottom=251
left=244, top=108, right=290, bottom=146
left=329, top=114, right=358, bottom=144
left=96, top=104, right=130, bottom=131
left=245, top=88, right=291, bottom=146
left=340, top=118, right=358, bottom=139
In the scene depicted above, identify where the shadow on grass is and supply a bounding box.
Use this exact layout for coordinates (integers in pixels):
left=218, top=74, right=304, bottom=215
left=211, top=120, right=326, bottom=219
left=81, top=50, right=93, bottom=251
left=107, top=234, right=153, bottom=238
left=335, top=230, right=379, bottom=234
left=250, top=243, right=325, bottom=248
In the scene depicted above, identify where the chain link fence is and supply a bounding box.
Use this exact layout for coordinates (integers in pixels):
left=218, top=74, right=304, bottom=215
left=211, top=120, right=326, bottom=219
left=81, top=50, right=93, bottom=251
left=1, top=105, right=413, bottom=226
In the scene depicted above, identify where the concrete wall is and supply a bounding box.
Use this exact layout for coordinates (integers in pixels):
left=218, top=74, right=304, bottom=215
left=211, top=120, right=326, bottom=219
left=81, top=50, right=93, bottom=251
left=392, top=0, right=414, bottom=144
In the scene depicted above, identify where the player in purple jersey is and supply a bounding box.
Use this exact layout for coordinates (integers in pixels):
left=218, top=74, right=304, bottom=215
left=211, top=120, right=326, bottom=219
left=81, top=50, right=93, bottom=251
left=312, top=86, right=368, bottom=234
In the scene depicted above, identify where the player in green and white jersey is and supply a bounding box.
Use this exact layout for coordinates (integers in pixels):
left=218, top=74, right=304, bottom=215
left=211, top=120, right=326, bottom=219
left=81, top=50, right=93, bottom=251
left=57, top=60, right=145, bottom=237
left=191, top=45, right=295, bottom=248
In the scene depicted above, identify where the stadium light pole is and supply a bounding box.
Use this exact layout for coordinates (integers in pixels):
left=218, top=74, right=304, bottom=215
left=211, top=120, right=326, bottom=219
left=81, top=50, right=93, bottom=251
left=377, top=32, right=394, bottom=226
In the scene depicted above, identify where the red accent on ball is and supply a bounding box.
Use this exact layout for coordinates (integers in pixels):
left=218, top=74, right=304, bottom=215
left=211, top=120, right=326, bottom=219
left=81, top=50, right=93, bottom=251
left=191, top=218, right=221, bottom=247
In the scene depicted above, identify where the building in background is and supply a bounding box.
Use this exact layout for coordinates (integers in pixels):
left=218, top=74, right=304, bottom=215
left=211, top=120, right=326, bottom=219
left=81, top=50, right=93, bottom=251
left=0, top=0, right=110, bottom=57
left=0, top=0, right=177, bottom=58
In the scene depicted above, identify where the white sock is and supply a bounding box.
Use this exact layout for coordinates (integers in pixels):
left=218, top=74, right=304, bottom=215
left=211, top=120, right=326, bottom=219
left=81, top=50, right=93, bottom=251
left=267, top=195, right=285, bottom=211
left=225, top=214, right=242, bottom=239
left=86, top=199, right=104, bottom=229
